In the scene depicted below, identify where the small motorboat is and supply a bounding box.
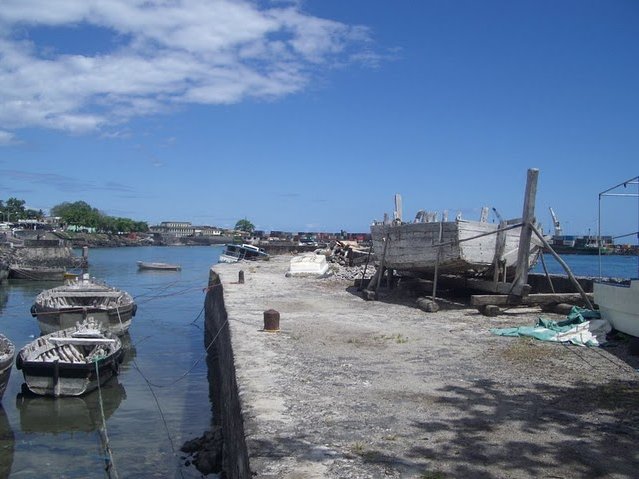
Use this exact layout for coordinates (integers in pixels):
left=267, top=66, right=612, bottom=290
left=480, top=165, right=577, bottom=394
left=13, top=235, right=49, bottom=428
left=16, top=318, right=124, bottom=397
left=31, top=274, right=136, bottom=336
left=136, top=261, right=181, bottom=271
left=0, top=334, right=15, bottom=401
left=218, top=244, right=269, bottom=263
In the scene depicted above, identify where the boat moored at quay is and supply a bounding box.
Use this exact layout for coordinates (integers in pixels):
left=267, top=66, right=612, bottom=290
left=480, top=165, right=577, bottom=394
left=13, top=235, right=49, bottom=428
left=31, top=274, right=137, bottom=336
left=16, top=318, right=124, bottom=397
left=0, top=334, right=15, bottom=401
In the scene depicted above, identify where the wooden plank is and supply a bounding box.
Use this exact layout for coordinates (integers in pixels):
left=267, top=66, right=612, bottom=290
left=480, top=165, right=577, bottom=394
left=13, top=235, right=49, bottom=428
left=492, top=220, right=507, bottom=283
left=49, top=337, right=116, bottom=345
left=470, top=292, right=594, bottom=306
left=437, top=275, right=530, bottom=296
left=46, top=291, right=123, bottom=298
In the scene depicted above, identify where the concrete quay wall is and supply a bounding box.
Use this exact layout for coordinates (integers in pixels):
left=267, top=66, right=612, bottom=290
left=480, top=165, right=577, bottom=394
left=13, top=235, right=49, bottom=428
left=204, top=270, right=251, bottom=479
left=208, top=256, right=639, bottom=479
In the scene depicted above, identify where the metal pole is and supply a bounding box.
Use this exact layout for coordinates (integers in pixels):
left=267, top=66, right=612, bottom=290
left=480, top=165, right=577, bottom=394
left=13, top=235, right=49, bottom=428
left=598, top=191, right=602, bottom=279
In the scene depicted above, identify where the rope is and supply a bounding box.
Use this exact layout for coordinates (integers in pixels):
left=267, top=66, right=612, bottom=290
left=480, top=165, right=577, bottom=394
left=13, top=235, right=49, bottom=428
left=132, top=359, right=186, bottom=479
left=134, top=317, right=228, bottom=389
left=95, top=360, right=119, bottom=479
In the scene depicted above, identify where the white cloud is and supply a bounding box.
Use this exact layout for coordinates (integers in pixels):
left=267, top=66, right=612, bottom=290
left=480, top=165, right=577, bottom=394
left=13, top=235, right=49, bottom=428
left=0, top=130, right=17, bottom=145
left=0, top=0, right=378, bottom=141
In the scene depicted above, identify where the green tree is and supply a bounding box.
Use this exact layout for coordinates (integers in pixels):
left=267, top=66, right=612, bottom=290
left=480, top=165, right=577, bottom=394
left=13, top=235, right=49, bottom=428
left=234, top=218, right=255, bottom=233
left=50, top=200, right=148, bottom=234
left=51, top=201, right=101, bottom=227
left=0, top=197, right=39, bottom=221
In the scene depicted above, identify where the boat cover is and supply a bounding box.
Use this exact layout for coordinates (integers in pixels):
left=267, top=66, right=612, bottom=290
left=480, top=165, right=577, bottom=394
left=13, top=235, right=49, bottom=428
left=491, top=307, right=611, bottom=347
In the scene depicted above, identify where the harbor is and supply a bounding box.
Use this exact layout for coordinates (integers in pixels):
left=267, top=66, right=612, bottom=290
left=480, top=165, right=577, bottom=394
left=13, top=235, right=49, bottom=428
left=0, top=246, right=222, bottom=477
left=206, top=255, right=639, bottom=479
left=1, top=172, right=638, bottom=478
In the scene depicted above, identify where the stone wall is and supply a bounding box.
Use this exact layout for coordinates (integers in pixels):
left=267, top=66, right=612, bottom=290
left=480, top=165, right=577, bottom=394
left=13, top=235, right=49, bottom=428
left=204, top=269, right=251, bottom=479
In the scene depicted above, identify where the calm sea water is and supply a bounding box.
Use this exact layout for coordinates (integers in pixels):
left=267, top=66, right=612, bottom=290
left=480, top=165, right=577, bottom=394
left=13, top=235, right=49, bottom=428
left=532, top=253, right=639, bottom=278
left=0, top=245, right=224, bottom=478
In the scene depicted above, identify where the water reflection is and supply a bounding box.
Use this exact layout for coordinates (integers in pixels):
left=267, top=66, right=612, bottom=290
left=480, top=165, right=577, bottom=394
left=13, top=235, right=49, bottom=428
left=16, top=379, right=126, bottom=434
left=118, top=333, right=137, bottom=368
left=0, top=287, right=8, bottom=315
left=0, top=405, right=15, bottom=477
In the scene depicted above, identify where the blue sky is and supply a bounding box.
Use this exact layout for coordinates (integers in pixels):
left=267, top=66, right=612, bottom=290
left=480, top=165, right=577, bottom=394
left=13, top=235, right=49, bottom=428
left=0, top=0, right=637, bottom=240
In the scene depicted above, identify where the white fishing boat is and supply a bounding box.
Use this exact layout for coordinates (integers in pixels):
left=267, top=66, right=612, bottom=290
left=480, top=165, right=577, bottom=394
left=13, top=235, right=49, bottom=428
left=594, top=280, right=639, bottom=337
left=137, top=261, right=181, bottom=271
left=16, top=318, right=124, bottom=397
left=593, top=175, right=639, bottom=337
left=0, top=334, right=15, bottom=401
left=218, top=244, right=269, bottom=263
left=31, top=274, right=136, bottom=336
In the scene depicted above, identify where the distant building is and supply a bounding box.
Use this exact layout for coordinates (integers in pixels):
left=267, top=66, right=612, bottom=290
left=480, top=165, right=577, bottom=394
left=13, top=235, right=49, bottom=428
left=149, top=221, right=195, bottom=237
left=194, top=226, right=223, bottom=237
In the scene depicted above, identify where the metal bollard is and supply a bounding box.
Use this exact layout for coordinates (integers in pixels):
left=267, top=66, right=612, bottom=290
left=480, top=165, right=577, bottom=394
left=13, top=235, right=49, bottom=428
left=238, top=270, right=244, bottom=284
left=263, top=309, right=280, bottom=332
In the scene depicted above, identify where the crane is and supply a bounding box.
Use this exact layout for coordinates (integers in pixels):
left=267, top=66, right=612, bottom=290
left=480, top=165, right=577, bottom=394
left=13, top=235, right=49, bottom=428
left=549, top=207, right=562, bottom=237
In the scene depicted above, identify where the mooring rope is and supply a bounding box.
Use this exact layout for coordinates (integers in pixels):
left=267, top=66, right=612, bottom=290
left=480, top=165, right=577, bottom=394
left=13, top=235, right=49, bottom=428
left=95, top=360, right=119, bottom=479
left=132, top=358, right=186, bottom=479
left=133, top=316, right=228, bottom=389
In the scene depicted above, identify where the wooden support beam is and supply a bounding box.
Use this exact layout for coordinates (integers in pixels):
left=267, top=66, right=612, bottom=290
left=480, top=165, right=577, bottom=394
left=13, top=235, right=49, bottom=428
left=530, top=224, right=594, bottom=310
left=470, top=292, right=594, bottom=307
left=438, top=275, right=531, bottom=296
left=514, top=168, right=539, bottom=290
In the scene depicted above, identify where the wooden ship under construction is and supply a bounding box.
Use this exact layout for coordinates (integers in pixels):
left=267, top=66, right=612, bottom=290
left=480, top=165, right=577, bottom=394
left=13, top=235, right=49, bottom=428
left=366, top=169, right=594, bottom=315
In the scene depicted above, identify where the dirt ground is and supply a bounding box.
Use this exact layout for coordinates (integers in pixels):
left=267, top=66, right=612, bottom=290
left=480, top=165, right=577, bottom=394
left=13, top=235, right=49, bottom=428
left=214, top=256, right=639, bottom=479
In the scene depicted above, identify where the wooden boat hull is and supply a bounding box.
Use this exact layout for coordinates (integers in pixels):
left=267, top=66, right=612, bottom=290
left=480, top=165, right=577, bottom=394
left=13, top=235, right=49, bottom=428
left=16, top=327, right=123, bottom=397
left=34, top=306, right=135, bottom=336
left=370, top=219, right=542, bottom=277
left=17, top=358, right=121, bottom=397
left=32, top=277, right=136, bottom=336
left=0, top=334, right=15, bottom=401
left=9, top=267, right=66, bottom=281
left=594, top=280, right=639, bottom=337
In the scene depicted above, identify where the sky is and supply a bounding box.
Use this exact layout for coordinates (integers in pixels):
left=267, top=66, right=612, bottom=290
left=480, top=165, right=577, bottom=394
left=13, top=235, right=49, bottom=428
left=0, top=0, right=638, bottom=240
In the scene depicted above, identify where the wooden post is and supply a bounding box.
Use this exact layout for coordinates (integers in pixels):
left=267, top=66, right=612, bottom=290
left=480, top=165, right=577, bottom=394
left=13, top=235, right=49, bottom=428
left=394, top=194, right=403, bottom=223
left=432, top=221, right=443, bottom=302
left=492, top=220, right=507, bottom=284
left=374, top=235, right=389, bottom=296
left=513, top=168, right=539, bottom=292
left=358, top=244, right=373, bottom=291
left=539, top=253, right=555, bottom=293
left=530, top=224, right=594, bottom=310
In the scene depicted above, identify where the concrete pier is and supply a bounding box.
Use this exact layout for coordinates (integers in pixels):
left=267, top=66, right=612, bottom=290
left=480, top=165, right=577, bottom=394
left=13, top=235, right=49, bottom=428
left=208, top=256, right=639, bottom=479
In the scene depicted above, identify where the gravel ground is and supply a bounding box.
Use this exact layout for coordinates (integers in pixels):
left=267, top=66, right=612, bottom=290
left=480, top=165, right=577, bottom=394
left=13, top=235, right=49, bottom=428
left=215, top=256, right=639, bottom=479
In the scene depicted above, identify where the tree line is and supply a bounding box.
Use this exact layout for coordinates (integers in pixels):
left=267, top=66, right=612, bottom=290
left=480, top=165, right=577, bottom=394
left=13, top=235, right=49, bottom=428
left=1, top=197, right=148, bottom=234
